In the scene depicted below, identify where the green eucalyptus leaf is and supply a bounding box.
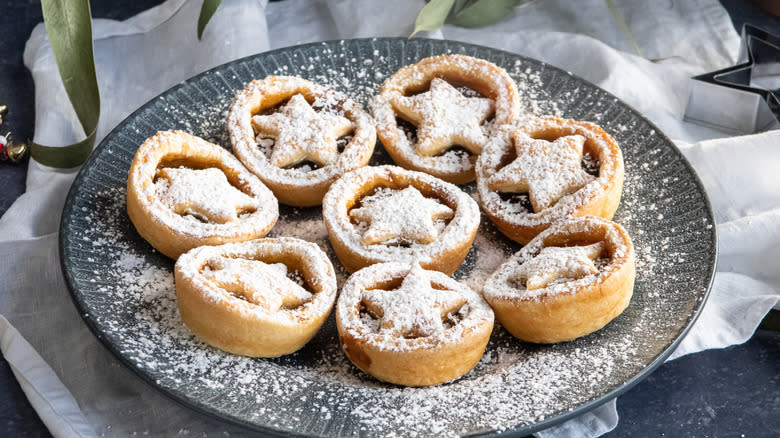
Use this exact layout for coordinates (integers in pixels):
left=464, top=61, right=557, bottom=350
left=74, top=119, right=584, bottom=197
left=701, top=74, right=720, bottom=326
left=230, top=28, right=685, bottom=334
left=451, top=0, right=527, bottom=28
left=411, top=0, right=456, bottom=38
left=34, top=0, right=100, bottom=168
left=604, top=0, right=643, bottom=57
left=453, top=0, right=470, bottom=13
left=31, top=132, right=96, bottom=168
left=198, top=0, right=223, bottom=40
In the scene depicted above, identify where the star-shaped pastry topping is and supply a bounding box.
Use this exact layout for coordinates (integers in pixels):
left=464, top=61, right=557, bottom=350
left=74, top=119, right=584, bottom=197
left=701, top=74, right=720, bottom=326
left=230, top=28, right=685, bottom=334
left=486, top=132, right=595, bottom=212
left=362, top=264, right=467, bottom=338
left=391, top=78, right=494, bottom=156
left=349, top=187, right=454, bottom=245
left=512, top=242, right=604, bottom=290
left=204, top=257, right=312, bottom=312
left=252, top=94, right=353, bottom=168
left=156, top=167, right=258, bottom=224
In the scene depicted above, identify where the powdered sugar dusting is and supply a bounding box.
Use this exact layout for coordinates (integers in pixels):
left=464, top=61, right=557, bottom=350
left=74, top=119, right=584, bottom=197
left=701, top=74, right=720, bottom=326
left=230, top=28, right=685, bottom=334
left=372, top=54, right=523, bottom=182
left=227, top=76, right=375, bottom=196
left=390, top=77, right=494, bottom=156
left=69, top=176, right=654, bottom=436
left=337, top=263, right=493, bottom=352
left=349, top=186, right=454, bottom=245
left=127, top=130, right=278, bottom=243
left=155, top=167, right=260, bottom=224
left=322, top=165, right=481, bottom=266
left=62, top=39, right=716, bottom=437
left=486, top=133, right=595, bottom=212
left=476, top=117, right=623, bottom=231
left=201, top=258, right=311, bottom=312
left=485, top=217, right=632, bottom=301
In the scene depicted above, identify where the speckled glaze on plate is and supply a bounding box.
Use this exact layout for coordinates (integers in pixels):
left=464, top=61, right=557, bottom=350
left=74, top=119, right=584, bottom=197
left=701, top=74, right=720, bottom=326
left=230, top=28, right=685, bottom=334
left=60, top=38, right=716, bottom=437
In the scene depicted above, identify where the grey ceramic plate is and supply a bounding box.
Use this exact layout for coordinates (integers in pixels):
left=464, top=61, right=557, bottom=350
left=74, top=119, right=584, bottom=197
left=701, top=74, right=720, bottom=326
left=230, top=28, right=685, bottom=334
left=60, top=38, right=716, bottom=437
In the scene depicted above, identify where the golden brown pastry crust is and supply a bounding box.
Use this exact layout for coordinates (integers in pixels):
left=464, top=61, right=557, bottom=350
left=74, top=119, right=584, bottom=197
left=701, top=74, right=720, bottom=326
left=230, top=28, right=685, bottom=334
left=175, top=237, right=337, bottom=357
left=322, top=165, right=480, bottom=275
left=126, top=130, right=278, bottom=259
left=228, top=75, right=376, bottom=207
left=336, top=263, right=494, bottom=386
left=483, top=216, right=635, bottom=343
left=373, top=54, right=521, bottom=184
left=476, top=116, right=624, bottom=244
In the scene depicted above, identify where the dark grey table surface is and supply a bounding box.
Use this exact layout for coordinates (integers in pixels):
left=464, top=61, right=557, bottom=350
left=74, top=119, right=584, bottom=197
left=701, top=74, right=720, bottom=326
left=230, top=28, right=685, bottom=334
left=1, top=1, right=778, bottom=437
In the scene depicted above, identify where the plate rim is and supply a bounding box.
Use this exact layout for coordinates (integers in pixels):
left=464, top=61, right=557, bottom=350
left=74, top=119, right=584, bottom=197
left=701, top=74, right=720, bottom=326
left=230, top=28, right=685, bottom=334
left=59, top=36, right=718, bottom=437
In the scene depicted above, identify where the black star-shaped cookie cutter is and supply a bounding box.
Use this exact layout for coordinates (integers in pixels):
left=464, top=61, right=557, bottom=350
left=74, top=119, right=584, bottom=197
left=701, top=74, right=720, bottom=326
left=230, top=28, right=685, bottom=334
left=684, top=24, right=780, bottom=134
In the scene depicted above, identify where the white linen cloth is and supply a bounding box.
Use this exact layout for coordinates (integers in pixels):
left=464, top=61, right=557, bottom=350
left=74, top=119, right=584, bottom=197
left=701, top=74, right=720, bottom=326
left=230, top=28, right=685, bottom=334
left=1, top=0, right=778, bottom=436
